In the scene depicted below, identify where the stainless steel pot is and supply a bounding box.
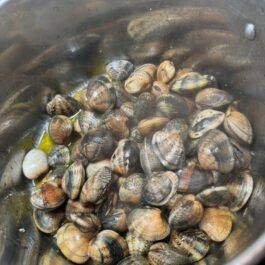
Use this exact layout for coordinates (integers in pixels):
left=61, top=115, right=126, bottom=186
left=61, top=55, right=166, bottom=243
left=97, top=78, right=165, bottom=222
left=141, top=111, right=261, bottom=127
left=1, top=0, right=265, bottom=264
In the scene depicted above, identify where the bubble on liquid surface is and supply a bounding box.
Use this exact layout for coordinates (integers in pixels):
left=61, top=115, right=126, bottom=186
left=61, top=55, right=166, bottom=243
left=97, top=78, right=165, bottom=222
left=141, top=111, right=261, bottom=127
left=244, top=23, right=256, bottom=40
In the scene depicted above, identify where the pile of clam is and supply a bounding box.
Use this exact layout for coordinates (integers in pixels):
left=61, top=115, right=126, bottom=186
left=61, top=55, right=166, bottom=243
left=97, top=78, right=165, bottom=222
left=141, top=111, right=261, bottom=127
left=22, top=59, right=254, bottom=265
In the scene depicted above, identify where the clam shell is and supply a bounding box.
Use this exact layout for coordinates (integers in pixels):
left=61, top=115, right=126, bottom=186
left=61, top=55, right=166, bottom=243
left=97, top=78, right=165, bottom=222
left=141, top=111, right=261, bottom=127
left=138, top=116, right=169, bottom=136
left=171, top=72, right=215, bottom=94
left=120, top=101, right=135, bottom=120
left=48, top=145, right=71, bottom=167
left=133, top=92, right=154, bottom=122
left=42, top=167, right=66, bottom=187
left=199, top=208, right=232, bottom=242
left=106, top=60, right=134, bottom=81
left=71, top=139, right=88, bottom=166
left=80, top=166, right=112, bottom=204
left=48, top=115, right=73, bottom=144
left=119, top=173, right=145, bottom=204
left=143, top=171, right=178, bottom=206
left=198, top=129, right=235, bottom=173
left=157, top=60, right=175, bottom=83
left=111, top=139, right=140, bottom=176
left=170, top=229, right=210, bottom=263
left=102, top=208, right=128, bottom=232
left=65, top=199, right=94, bottom=217
left=56, top=223, right=91, bottom=264
left=88, top=230, right=128, bottom=265
left=127, top=207, right=170, bottom=241
left=113, top=81, right=136, bottom=107
left=62, top=161, right=85, bottom=200
left=46, top=94, right=80, bottom=116
left=152, top=131, right=185, bottom=170
left=195, top=88, right=233, bottom=109
left=126, top=232, right=152, bottom=256
left=31, top=182, right=66, bottom=210
left=130, top=126, right=144, bottom=144
left=33, top=208, right=64, bottom=234
left=86, top=159, right=111, bottom=179
left=118, top=256, right=149, bottom=265
left=175, top=68, right=193, bottom=78
left=189, top=109, right=225, bottom=139
left=163, top=118, right=188, bottom=140
left=151, top=81, right=169, bottom=97
left=224, top=110, right=253, bottom=145
left=169, top=195, right=204, bottom=230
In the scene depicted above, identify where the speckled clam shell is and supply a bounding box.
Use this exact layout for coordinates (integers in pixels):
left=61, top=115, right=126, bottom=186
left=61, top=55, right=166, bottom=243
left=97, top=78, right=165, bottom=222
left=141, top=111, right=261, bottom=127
left=126, top=232, right=152, bottom=256
left=106, top=60, right=134, bottom=81
left=157, top=60, right=176, bottom=84
left=48, top=145, right=71, bottom=167
left=138, top=117, right=169, bottom=136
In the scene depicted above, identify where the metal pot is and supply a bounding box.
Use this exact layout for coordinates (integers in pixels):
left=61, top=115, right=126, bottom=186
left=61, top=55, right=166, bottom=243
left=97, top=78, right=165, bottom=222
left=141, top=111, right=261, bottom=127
left=1, top=0, right=265, bottom=264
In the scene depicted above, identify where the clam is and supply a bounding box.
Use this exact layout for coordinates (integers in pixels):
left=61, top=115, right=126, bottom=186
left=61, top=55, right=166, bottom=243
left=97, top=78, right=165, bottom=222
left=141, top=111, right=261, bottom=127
left=113, top=81, right=136, bottom=107
left=126, top=232, right=152, bottom=256
left=71, top=139, right=88, bottom=166
left=42, top=167, right=66, bottom=187
left=168, top=195, right=204, bottom=230
left=148, top=242, right=190, bottom=265
left=143, top=171, right=178, bottom=206
left=48, top=145, right=71, bottom=167
left=138, top=116, right=169, bottom=136
left=119, top=173, right=145, bottom=204
left=80, top=127, right=115, bottom=161
left=152, top=131, right=185, bottom=170
left=186, top=138, right=200, bottom=157
left=231, top=139, right=252, bottom=171
left=56, top=223, right=91, bottom=264
left=88, top=229, right=129, bottom=265
left=165, top=193, right=183, bottom=210
left=127, top=207, right=170, bottom=241
left=163, top=118, right=188, bottom=140
left=46, top=94, right=80, bottom=116
left=48, top=115, right=73, bottom=144
left=175, top=68, right=193, bottom=78
left=189, top=109, right=225, bottom=139
left=31, top=182, right=66, bottom=210
left=62, top=161, right=86, bottom=200
left=133, top=92, right=154, bottom=121
left=81, top=76, right=116, bottom=113
left=86, top=159, right=111, bottom=179
left=106, top=60, right=134, bottom=81
left=151, top=81, right=169, bottom=97
left=38, top=248, right=73, bottom=265
left=75, top=110, right=103, bottom=135
left=103, top=109, right=129, bottom=139
left=156, top=93, right=190, bottom=119
left=171, top=72, right=216, bottom=94
left=130, top=126, right=144, bottom=144
left=111, top=139, right=140, bottom=176
left=224, top=110, right=253, bottom=145
left=102, top=208, right=128, bottom=232
left=33, top=208, right=64, bottom=234
left=118, top=256, right=149, bottom=265
left=65, top=199, right=94, bottom=217
left=177, top=161, right=214, bottom=193
left=198, top=129, right=235, bottom=173
left=195, top=88, right=233, bottom=109
left=169, top=229, right=210, bottom=263
left=120, top=101, right=135, bottom=120
left=80, top=166, right=112, bottom=204
left=157, top=60, right=176, bottom=84
left=22, top=148, right=48, bottom=179
left=140, top=137, right=164, bottom=176
left=125, top=63, right=156, bottom=94
left=199, top=208, right=232, bottom=242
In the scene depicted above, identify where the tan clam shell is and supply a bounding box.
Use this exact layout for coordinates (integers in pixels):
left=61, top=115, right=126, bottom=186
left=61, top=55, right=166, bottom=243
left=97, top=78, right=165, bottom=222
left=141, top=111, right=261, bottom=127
left=118, top=256, right=149, bottom=265
left=127, top=207, right=170, bottom=241
left=175, top=68, right=193, bottom=78
left=86, top=159, right=111, bottom=179
left=151, top=81, right=169, bottom=97
left=102, top=208, right=128, bottom=232
left=199, top=208, right=232, bottom=242
left=138, top=116, right=169, bottom=136
left=56, top=223, right=91, bottom=264
left=157, top=60, right=175, bottom=83
left=126, top=232, right=152, bottom=256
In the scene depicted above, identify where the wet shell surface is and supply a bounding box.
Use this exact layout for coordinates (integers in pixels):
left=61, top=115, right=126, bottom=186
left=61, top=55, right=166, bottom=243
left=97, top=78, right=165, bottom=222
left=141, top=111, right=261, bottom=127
left=152, top=131, right=185, bottom=170
left=118, top=256, right=149, bottom=265
left=42, top=167, right=66, bottom=187
left=198, top=129, right=235, bottom=173
left=106, top=60, right=134, bottom=81
left=71, top=139, right=88, bottom=166
left=48, top=115, right=73, bottom=144
left=80, top=166, right=112, bottom=204
left=31, top=182, right=66, bottom=210
left=111, top=139, right=140, bottom=176
left=126, top=232, right=152, bottom=256
left=195, top=88, right=233, bottom=109
left=168, top=195, right=204, bottom=230
left=157, top=60, right=175, bottom=83
left=56, top=223, right=91, bottom=264
left=86, top=159, right=111, bottom=179
left=133, top=92, right=154, bottom=122
left=138, top=116, right=169, bottom=136
left=120, top=101, right=135, bottom=120
left=48, top=145, right=71, bottom=167
left=65, top=199, right=94, bottom=217
left=163, top=118, right=188, bottom=140
left=224, top=110, right=253, bottom=145
left=127, top=207, right=170, bottom=241
left=88, top=229, right=129, bottom=265
left=62, top=161, right=85, bottom=200
left=102, top=208, right=128, bottom=232
left=22, top=149, right=48, bottom=179
left=171, top=72, right=215, bottom=94
left=46, top=94, right=80, bottom=116
left=170, top=229, right=210, bottom=263
left=199, top=208, right=232, bottom=242
left=119, top=173, right=145, bottom=204
left=33, top=208, right=64, bottom=234
left=143, top=171, right=178, bottom=206
left=130, top=126, right=144, bottom=143
left=151, top=81, right=169, bottom=97
left=189, top=109, right=225, bottom=139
